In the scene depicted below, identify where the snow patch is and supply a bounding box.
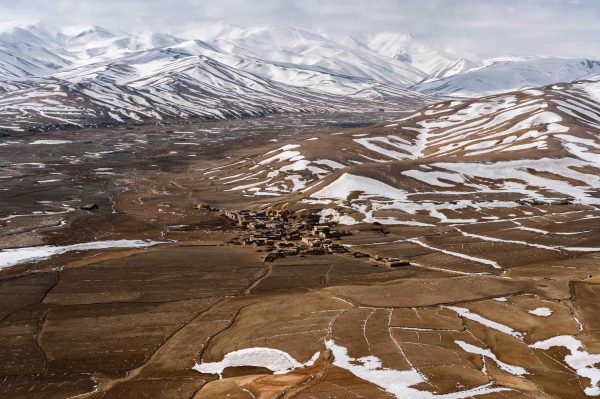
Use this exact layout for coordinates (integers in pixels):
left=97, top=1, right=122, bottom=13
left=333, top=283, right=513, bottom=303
left=193, top=347, right=319, bottom=378
left=531, top=336, right=600, bottom=396
left=0, top=240, right=163, bottom=270
left=528, top=307, right=553, bottom=317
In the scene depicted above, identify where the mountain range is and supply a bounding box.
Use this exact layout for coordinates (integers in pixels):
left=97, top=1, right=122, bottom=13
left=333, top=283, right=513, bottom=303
left=1, top=22, right=600, bottom=131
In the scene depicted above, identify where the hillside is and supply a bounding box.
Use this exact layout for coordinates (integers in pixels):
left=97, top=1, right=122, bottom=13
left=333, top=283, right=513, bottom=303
left=201, top=78, right=600, bottom=227
left=415, top=58, right=600, bottom=96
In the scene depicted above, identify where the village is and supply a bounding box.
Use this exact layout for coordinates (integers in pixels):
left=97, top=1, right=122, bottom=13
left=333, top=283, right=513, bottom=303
left=197, top=203, right=412, bottom=267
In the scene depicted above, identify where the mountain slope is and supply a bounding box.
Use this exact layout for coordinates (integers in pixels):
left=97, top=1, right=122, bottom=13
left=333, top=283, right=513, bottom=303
left=422, top=58, right=479, bottom=82
left=203, top=26, right=427, bottom=86
left=0, top=24, right=74, bottom=78
left=2, top=23, right=600, bottom=132
left=367, top=32, right=455, bottom=75
left=0, top=54, right=429, bottom=132
left=200, top=78, right=600, bottom=226
left=0, top=23, right=436, bottom=131
left=415, top=57, right=600, bottom=96
left=167, top=39, right=420, bottom=97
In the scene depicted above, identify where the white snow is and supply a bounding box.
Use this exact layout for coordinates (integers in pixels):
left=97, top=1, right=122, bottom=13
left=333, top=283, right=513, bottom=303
left=416, top=57, right=600, bottom=97
left=0, top=240, right=163, bottom=270
left=528, top=307, right=553, bottom=317
left=313, top=159, right=345, bottom=169
left=311, top=173, right=406, bottom=200
left=30, top=139, right=72, bottom=145
left=326, top=339, right=510, bottom=398
left=402, top=170, right=464, bottom=187
left=353, top=135, right=417, bottom=160
left=563, top=246, right=600, bottom=252
left=408, top=239, right=501, bottom=269
left=318, top=208, right=358, bottom=225
left=448, top=306, right=523, bottom=339
left=193, top=340, right=510, bottom=398
left=583, top=83, right=600, bottom=104
left=37, top=179, right=61, bottom=183
left=454, top=341, right=528, bottom=376
left=259, top=150, right=303, bottom=165
left=193, top=347, right=319, bottom=377
left=531, top=335, right=600, bottom=396
left=456, top=229, right=561, bottom=252
left=264, top=144, right=300, bottom=154
left=431, top=158, right=600, bottom=205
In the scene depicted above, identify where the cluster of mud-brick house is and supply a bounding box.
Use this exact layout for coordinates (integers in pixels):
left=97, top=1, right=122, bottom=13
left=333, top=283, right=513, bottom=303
left=222, top=208, right=352, bottom=261
left=197, top=202, right=412, bottom=267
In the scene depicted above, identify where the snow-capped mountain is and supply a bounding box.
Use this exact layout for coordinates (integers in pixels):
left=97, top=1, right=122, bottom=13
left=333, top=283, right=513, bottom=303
left=414, top=57, right=600, bottom=97
left=0, top=24, right=73, bottom=78
left=207, top=26, right=426, bottom=85
left=65, top=30, right=184, bottom=64
left=423, top=58, right=479, bottom=82
left=187, top=25, right=430, bottom=98
left=0, top=55, right=430, bottom=132
left=1, top=22, right=600, bottom=131
left=166, top=38, right=409, bottom=96
left=0, top=23, right=434, bottom=131
left=367, top=32, right=456, bottom=75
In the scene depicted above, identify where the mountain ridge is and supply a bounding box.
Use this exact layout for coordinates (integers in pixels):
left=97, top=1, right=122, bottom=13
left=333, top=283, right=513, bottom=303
left=1, top=22, right=600, bottom=131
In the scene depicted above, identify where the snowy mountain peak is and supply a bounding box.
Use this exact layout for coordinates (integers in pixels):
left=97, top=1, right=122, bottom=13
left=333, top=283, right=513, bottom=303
left=0, top=22, right=64, bottom=47
left=207, top=25, right=337, bottom=60
left=423, top=58, right=480, bottom=82
left=62, top=25, right=114, bottom=40
left=415, top=57, right=600, bottom=96
left=367, top=31, right=457, bottom=76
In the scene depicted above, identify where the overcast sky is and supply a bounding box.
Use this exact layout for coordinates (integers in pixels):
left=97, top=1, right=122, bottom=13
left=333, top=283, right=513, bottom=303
left=1, top=0, right=599, bottom=58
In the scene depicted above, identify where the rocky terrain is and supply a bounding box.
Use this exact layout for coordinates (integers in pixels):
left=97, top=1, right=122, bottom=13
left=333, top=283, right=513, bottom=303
left=1, top=74, right=599, bottom=398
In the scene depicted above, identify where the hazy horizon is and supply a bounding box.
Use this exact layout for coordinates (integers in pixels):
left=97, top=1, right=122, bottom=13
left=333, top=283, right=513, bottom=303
left=1, top=0, right=599, bottom=59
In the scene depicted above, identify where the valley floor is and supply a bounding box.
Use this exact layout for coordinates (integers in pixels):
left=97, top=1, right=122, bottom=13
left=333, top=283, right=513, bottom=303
left=1, top=111, right=599, bottom=399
